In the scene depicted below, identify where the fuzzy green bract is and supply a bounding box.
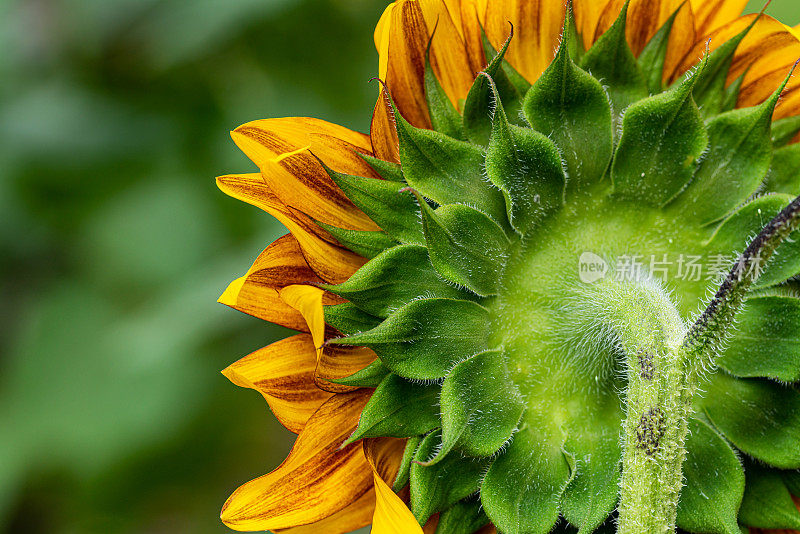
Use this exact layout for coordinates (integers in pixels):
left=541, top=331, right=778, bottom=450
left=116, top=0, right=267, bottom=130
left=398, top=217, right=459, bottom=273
left=323, top=7, right=800, bottom=534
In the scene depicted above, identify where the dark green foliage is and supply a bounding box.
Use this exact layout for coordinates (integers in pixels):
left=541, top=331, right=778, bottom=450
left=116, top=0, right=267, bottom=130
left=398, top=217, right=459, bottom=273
left=524, top=16, right=613, bottom=189
left=359, top=153, right=406, bottom=182
left=323, top=244, right=473, bottom=317
left=410, top=431, right=489, bottom=523
left=345, top=374, right=440, bottom=444
left=318, top=222, right=396, bottom=259
left=772, top=115, right=800, bottom=148
left=418, top=201, right=511, bottom=296
left=739, top=459, right=800, bottom=530
left=327, top=170, right=425, bottom=245
left=328, top=298, right=491, bottom=380
left=676, top=418, right=745, bottom=534
left=611, top=68, right=708, bottom=206
left=764, top=143, right=800, bottom=195
left=333, top=359, right=390, bottom=388
left=435, top=496, right=491, bottom=534
left=437, top=349, right=525, bottom=459
left=718, top=296, right=800, bottom=382
left=580, top=1, right=648, bottom=125
left=702, top=373, right=800, bottom=470
left=424, top=42, right=467, bottom=141
left=393, top=435, right=423, bottom=492
left=323, top=302, right=381, bottom=336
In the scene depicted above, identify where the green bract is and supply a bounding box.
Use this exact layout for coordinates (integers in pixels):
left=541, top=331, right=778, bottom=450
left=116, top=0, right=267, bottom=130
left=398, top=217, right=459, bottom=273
left=323, top=6, right=800, bottom=534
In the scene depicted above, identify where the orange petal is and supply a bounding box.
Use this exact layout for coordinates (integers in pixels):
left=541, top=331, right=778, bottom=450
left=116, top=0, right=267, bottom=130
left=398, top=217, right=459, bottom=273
left=217, top=173, right=366, bottom=283
left=482, top=0, right=566, bottom=83
left=459, top=0, right=490, bottom=76
left=689, top=0, right=748, bottom=37
left=364, top=438, right=423, bottom=534
left=222, top=334, right=334, bottom=434
left=316, top=345, right=379, bottom=393
left=626, top=0, right=696, bottom=57
left=371, top=91, right=401, bottom=164
left=231, top=118, right=379, bottom=231
left=221, top=390, right=373, bottom=531
left=218, top=234, right=321, bottom=331
left=274, top=489, right=375, bottom=534
left=591, top=0, right=626, bottom=43
left=573, top=0, right=614, bottom=49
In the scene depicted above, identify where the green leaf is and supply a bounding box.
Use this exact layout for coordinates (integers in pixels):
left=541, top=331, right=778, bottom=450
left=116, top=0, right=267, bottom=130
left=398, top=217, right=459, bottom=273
left=323, top=303, right=381, bottom=336
left=424, top=40, right=466, bottom=141
left=706, top=193, right=800, bottom=288
left=328, top=298, right=490, bottom=380
left=560, top=415, right=621, bottom=533
left=418, top=201, right=511, bottom=297
left=317, top=222, right=396, bottom=259
left=783, top=470, right=800, bottom=497
left=692, top=16, right=759, bottom=118
left=435, top=349, right=524, bottom=460
left=333, top=359, right=390, bottom=388
left=763, top=143, right=800, bottom=196
left=322, top=244, right=473, bottom=318
left=327, top=170, right=424, bottom=246
left=481, top=32, right=532, bottom=98
left=359, top=153, right=406, bottom=182
left=435, top=496, right=490, bottom=534
left=677, top=75, right=787, bottom=223
left=464, top=31, right=521, bottom=145
left=701, top=372, right=800, bottom=470
left=637, top=4, right=683, bottom=95
left=717, top=296, right=800, bottom=382
left=580, top=0, right=648, bottom=126
left=523, top=13, right=613, bottom=190
left=393, top=435, right=422, bottom=492
left=487, top=80, right=566, bottom=235
left=394, top=112, right=507, bottom=225
left=611, top=68, right=708, bottom=206
left=481, top=421, right=572, bottom=534
left=772, top=115, right=800, bottom=148
left=739, top=459, right=800, bottom=530
left=410, top=430, right=489, bottom=523
left=345, top=374, right=440, bottom=444
left=676, top=417, right=744, bottom=534
left=720, top=70, right=747, bottom=114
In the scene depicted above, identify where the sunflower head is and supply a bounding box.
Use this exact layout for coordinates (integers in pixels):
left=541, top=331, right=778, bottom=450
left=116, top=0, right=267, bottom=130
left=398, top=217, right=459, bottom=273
left=217, top=1, right=800, bottom=533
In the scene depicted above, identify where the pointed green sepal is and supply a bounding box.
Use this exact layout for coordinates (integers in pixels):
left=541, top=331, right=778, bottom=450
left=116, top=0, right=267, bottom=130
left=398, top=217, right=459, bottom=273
left=317, top=222, right=396, bottom=259
left=328, top=298, right=490, bottom=380
left=322, top=244, right=474, bottom=318
left=432, top=349, right=524, bottom=461
left=717, top=296, right=800, bottom=382
left=692, top=14, right=760, bottom=118
left=481, top=31, right=532, bottom=98
left=764, top=143, right=800, bottom=195
left=676, top=417, right=745, bottom=534
left=611, top=68, right=708, bottom=206
left=580, top=1, right=648, bottom=125
left=739, top=459, right=800, bottom=530
left=416, top=198, right=511, bottom=297
left=701, top=373, right=800, bottom=470
left=332, top=359, right=391, bottom=388
left=677, top=70, right=792, bottom=223
left=410, top=430, right=490, bottom=524
left=358, top=152, right=406, bottom=182
left=435, top=496, right=490, bottom=534
left=720, top=70, right=747, bottom=113
left=637, top=4, right=683, bottom=94
left=391, top=106, right=507, bottom=225
left=481, top=421, right=572, bottom=534
left=524, top=11, right=613, bottom=190
left=323, top=303, right=381, bottom=336
left=393, top=435, right=422, bottom=492
left=486, top=75, right=566, bottom=235
left=424, top=36, right=466, bottom=141
left=344, top=374, right=440, bottom=445
left=783, top=470, right=800, bottom=497
left=772, top=114, right=800, bottom=148
left=464, top=29, right=522, bottom=145
left=326, top=169, right=424, bottom=246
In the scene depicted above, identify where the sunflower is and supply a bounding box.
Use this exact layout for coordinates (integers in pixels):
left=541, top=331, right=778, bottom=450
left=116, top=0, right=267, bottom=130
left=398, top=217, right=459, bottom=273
left=216, top=1, right=800, bottom=533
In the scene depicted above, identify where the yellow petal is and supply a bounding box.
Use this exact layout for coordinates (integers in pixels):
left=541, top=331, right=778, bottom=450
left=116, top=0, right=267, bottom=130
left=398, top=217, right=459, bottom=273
left=217, top=173, right=366, bottom=283
left=371, top=92, right=401, bottom=164
left=364, top=438, right=423, bottom=534
left=275, top=489, right=375, bottom=534
left=218, top=234, right=322, bottom=331
left=221, top=391, right=372, bottom=531
left=279, top=285, right=325, bottom=359
left=222, top=334, right=334, bottom=434
left=689, top=0, right=748, bottom=37
left=316, top=345, right=379, bottom=394
left=627, top=0, right=695, bottom=57
left=375, top=3, right=396, bottom=83
left=573, top=0, right=613, bottom=50
left=231, top=117, right=379, bottom=231
left=483, top=0, right=566, bottom=83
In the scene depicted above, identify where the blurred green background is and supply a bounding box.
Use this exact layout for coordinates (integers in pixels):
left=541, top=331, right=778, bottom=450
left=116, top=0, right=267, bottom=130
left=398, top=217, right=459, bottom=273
left=0, top=1, right=796, bottom=533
